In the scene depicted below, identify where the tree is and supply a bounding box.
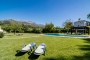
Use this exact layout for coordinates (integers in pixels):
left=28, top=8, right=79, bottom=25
left=9, top=20, right=23, bottom=34
left=43, top=22, right=54, bottom=33
left=54, top=26, right=61, bottom=33
left=63, top=19, right=73, bottom=32
left=22, top=24, right=30, bottom=33
left=1, top=24, right=12, bottom=32
left=0, top=21, right=3, bottom=25
left=32, top=28, right=42, bottom=33
left=87, top=14, right=90, bottom=19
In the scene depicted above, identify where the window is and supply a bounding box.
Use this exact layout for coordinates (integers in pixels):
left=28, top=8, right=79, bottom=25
left=78, top=25, right=79, bottom=27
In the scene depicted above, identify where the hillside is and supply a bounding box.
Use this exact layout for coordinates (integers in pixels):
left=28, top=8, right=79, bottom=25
left=0, top=19, right=44, bottom=28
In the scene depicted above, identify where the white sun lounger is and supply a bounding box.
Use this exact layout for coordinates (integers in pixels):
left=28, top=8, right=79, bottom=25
left=20, top=42, right=36, bottom=52
left=34, top=43, right=46, bottom=55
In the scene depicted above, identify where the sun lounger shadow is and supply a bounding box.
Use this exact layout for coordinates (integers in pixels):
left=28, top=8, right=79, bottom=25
left=28, top=52, right=40, bottom=60
left=15, top=42, right=36, bottom=57
left=15, top=50, right=27, bottom=56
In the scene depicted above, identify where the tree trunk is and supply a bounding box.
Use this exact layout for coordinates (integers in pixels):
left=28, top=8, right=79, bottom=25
left=14, top=30, right=16, bottom=35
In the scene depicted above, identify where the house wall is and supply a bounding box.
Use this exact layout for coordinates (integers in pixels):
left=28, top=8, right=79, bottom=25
left=0, top=26, right=3, bottom=32
left=74, top=21, right=88, bottom=27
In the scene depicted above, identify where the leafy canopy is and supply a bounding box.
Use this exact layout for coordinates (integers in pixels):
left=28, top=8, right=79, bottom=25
left=63, top=19, right=73, bottom=31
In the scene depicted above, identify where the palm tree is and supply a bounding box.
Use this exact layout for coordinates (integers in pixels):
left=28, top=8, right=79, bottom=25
left=87, top=14, right=90, bottom=19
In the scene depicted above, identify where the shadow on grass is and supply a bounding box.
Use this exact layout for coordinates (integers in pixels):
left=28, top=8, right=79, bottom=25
left=83, top=38, right=90, bottom=43
left=72, top=38, right=90, bottom=60
left=73, top=53, right=90, bottom=60
left=15, top=50, right=26, bottom=56
left=78, top=45, right=90, bottom=51
left=43, top=56, right=66, bottom=60
left=15, top=38, right=90, bottom=60
left=15, top=50, right=39, bottom=60
left=42, top=38, right=90, bottom=60
left=28, top=52, right=40, bottom=60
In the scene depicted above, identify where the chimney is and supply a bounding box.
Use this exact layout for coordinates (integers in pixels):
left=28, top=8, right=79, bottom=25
left=78, top=18, right=81, bottom=21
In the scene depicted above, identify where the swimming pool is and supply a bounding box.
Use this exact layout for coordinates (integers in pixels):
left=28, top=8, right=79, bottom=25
left=45, top=34, right=90, bottom=38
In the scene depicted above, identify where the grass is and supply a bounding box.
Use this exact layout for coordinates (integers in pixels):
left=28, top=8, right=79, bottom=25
left=0, top=33, right=90, bottom=60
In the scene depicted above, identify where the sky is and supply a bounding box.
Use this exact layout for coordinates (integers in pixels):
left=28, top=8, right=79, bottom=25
left=0, top=0, right=90, bottom=27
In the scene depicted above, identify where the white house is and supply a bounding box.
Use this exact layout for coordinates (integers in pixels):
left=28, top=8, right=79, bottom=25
left=74, top=20, right=90, bottom=27
left=0, top=26, right=3, bottom=32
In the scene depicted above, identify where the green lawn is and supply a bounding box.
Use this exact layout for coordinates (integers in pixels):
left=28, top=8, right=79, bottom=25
left=0, top=33, right=90, bottom=60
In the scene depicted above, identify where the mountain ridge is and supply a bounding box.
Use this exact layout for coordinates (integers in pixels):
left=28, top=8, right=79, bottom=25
left=0, top=19, right=44, bottom=28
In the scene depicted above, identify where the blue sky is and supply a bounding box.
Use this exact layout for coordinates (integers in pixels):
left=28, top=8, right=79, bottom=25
left=0, top=0, right=90, bottom=27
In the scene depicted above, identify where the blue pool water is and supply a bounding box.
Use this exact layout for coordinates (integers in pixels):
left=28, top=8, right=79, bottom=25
left=45, top=34, right=89, bottom=38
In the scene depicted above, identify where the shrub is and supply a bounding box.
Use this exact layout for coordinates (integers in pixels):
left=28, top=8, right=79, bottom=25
left=32, top=28, right=42, bottom=33
left=0, top=32, right=4, bottom=38
left=54, top=29, right=60, bottom=33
